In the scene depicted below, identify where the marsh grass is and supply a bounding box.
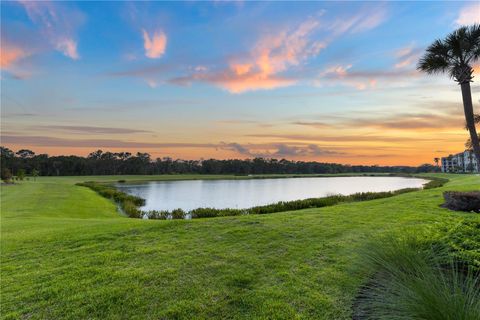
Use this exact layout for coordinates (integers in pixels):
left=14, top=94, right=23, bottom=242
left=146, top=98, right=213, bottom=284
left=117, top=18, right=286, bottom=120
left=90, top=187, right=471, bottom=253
left=355, top=232, right=480, bottom=319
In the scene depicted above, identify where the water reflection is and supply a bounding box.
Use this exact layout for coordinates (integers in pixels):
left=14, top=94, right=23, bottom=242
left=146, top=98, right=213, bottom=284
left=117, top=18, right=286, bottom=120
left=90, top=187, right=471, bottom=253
left=115, top=176, right=428, bottom=211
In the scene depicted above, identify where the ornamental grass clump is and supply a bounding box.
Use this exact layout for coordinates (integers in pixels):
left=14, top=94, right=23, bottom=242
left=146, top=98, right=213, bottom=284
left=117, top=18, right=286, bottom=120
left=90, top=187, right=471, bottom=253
left=354, top=232, right=480, bottom=320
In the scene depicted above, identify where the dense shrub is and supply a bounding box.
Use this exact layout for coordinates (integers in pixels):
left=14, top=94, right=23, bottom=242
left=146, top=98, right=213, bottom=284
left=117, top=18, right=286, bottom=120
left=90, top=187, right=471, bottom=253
left=443, top=191, right=480, bottom=212
left=435, top=220, right=480, bottom=270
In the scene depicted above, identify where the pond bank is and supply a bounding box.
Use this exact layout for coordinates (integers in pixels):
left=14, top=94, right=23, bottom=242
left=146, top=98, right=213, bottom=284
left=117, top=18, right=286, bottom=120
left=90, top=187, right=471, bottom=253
left=77, top=174, right=448, bottom=220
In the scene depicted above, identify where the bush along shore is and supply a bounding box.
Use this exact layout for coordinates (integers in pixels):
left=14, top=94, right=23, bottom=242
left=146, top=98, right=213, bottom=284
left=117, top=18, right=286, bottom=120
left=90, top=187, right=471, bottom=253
left=77, top=176, right=449, bottom=220
left=76, top=181, right=145, bottom=218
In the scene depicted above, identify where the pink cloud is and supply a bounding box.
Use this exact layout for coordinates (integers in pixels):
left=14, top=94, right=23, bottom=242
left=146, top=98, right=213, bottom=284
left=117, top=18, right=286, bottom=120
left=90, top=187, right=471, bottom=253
left=18, top=0, right=83, bottom=60
left=171, top=17, right=325, bottom=93
left=455, top=3, right=480, bottom=25
left=142, top=29, right=167, bottom=59
left=173, top=7, right=386, bottom=93
left=110, top=6, right=388, bottom=92
left=393, top=44, right=421, bottom=69
left=0, top=43, right=28, bottom=69
left=207, top=73, right=295, bottom=94
left=0, top=39, right=33, bottom=78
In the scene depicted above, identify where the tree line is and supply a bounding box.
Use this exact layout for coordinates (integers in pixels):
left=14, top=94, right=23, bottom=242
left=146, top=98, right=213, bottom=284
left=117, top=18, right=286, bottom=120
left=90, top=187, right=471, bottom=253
left=0, top=147, right=439, bottom=178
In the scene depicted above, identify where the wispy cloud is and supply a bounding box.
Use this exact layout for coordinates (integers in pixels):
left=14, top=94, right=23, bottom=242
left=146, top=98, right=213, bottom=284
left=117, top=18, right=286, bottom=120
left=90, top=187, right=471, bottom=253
left=393, top=43, right=422, bottom=69
left=105, top=4, right=389, bottom=92
left=18, top=0, right=84, bottom=60
left=353, top=112, right=464, bottom=131
left=328, top=5, right=388, bottom=35
left=1, top=135, right=215, bottom=149
left=245, top=133, right=438, bottom=143
left=142, top=29, right=167, bottom=59
left=33, top=125, right=152, bottom=135
left=316, top=62, right=422, bottom=90
left=316, top=64, right=377, bottom=90
left=171, top=16, right=325, bottom=93
left=290, top=102, right=464, bottom=133
left=455, top=2, right=480, bottom=26
left=291, top=121, right=333, bottom=129
left=190, top=6, right=388, bottom=93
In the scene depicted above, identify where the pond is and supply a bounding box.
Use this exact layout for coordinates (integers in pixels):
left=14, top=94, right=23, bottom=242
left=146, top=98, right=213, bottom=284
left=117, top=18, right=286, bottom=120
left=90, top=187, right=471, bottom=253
left=115, top=176, right=428, bottom=212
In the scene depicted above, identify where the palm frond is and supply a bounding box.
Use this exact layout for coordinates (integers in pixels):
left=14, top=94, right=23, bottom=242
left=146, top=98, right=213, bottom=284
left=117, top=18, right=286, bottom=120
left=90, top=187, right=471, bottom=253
left=419, top=24, right=480, bottom=81
left=417, top=54, right=450, bottom=74
left=465, top=24, right=480, bottom=62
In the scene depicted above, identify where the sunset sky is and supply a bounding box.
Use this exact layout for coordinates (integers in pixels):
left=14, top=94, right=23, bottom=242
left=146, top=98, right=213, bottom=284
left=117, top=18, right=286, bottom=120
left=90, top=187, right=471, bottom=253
left=1, top=1, right=480, bottom=165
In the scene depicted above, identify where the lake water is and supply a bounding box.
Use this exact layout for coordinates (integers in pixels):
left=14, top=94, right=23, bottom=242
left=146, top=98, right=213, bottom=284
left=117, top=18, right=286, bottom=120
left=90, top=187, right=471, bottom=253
left=115, top=176, right=428, bottom=212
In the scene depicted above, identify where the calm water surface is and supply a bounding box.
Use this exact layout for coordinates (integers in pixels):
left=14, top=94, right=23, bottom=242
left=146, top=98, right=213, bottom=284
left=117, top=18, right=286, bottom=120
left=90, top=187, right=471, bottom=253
left=115, top=176, right=428, bottom=211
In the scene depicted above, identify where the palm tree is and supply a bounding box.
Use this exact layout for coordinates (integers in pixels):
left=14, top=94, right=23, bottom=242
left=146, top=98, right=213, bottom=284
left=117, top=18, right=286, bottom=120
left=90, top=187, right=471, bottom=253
left=418, top=24, right=480, bottom=170
left=434, top=157, right=440, bottom=167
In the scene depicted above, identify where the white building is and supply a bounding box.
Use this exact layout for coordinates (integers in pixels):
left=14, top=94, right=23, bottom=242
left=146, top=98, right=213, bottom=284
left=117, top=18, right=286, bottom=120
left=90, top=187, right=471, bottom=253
left=441, top=150, right=479, bottom=173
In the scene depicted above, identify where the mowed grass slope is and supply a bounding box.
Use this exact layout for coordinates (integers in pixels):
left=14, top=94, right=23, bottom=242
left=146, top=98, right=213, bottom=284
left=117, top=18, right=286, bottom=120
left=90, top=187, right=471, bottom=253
left=1, top=174, right=479, bottom=319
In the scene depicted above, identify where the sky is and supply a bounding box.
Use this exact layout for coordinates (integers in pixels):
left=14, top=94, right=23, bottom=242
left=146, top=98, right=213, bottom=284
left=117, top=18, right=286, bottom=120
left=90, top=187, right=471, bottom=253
left=1, top=1, right=480, bottom=166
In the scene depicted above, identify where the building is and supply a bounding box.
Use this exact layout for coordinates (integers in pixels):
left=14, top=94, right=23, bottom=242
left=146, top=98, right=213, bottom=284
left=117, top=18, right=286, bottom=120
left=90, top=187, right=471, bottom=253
left=441, top=150, right=479, bottom=173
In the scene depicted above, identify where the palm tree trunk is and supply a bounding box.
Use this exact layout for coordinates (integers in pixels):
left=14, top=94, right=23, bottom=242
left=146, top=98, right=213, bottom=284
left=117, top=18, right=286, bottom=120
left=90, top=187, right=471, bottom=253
left=460, top=82, right=480, bottom=172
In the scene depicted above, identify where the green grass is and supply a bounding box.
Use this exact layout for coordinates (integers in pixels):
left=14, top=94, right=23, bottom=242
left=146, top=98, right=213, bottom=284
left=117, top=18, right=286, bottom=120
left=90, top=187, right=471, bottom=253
left=1, top=174, right=479, bottom=319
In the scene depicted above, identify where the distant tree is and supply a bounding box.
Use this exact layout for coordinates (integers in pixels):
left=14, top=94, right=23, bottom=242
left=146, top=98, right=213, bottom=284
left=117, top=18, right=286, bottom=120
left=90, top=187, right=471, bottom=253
left=416, top=163, right=438, bottom=173
left=32, top=169, right=40, bottom=181
left=88, top=150, right=103, bottom=160
left=434, top=157, right=440, bottom=167
left=15, top=149, right=35, bottom=159
left=17, top=169, right=26, bottom=181
left=117, top=152, right=132, bottom=161
left=0, top=146, right=14, bottom=158
left=1, top=168, right=12, bottom=183
left=418, top=24, right=480, bottom=169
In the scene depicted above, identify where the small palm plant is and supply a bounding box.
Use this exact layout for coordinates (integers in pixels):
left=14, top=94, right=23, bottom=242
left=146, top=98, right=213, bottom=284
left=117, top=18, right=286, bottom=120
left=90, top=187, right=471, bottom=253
left=418, top=24, right=480, bottom=169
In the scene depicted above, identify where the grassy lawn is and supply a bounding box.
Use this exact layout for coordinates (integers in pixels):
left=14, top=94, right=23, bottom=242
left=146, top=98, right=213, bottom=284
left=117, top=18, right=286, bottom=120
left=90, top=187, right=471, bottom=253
left=1, top=174, right=479, bottom=319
